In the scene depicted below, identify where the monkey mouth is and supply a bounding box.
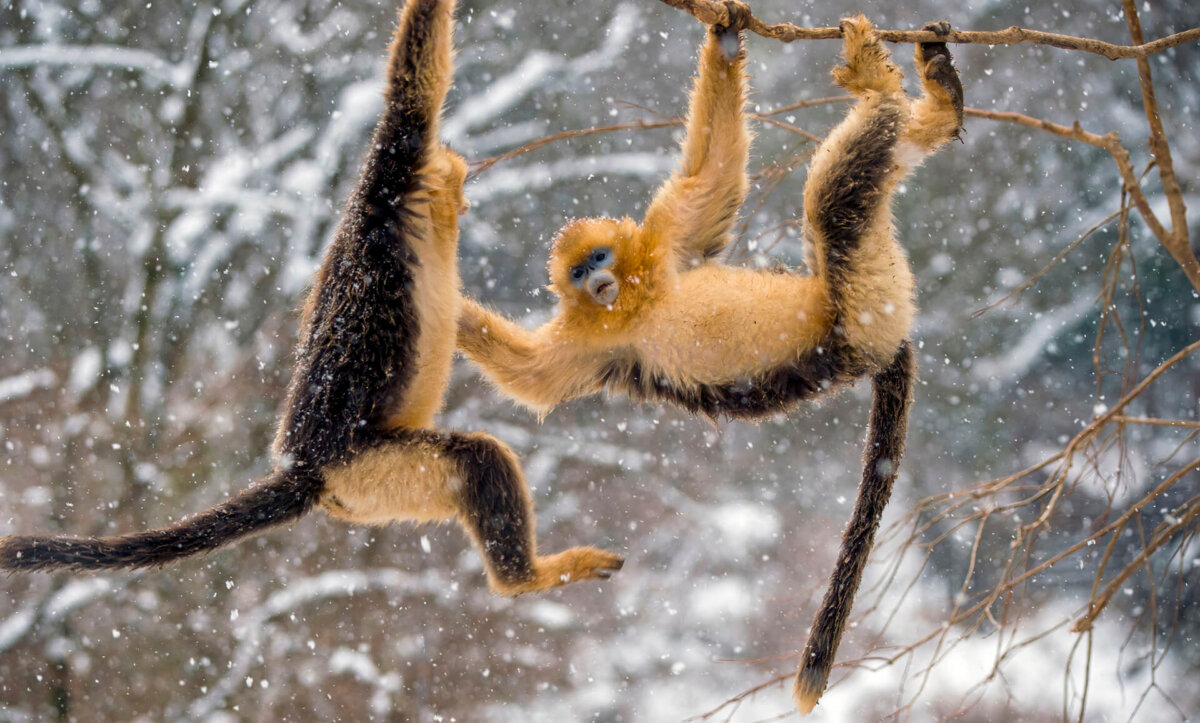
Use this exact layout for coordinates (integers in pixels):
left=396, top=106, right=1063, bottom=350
left=592, top=280, right=618, bottom=306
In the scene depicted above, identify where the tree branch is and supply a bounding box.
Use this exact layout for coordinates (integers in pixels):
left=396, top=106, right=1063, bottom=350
left=1122, top=0, right=1190, bottom=259
left=655, top=0, right=1200, bottom=60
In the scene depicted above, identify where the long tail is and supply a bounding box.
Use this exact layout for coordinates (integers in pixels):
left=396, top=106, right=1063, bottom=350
left=794, top=340, right=916, bottom=713
left=0, top=470, right=324, bottom=573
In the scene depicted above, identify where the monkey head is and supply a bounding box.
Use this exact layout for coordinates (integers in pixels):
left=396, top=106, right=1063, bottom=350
left=548, top=217, right=641, bottom=311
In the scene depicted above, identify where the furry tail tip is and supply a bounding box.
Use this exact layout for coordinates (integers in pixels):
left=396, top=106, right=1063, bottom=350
left=792, top=663, right=828, bottom=715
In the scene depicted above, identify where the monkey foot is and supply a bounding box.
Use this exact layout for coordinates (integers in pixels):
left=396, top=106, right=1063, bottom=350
left=493, top=546, right=625, bottom=595
left=916, top=21, right=964, bottom=132
left=719, top=0, right=752, bottom=32
left=832, top=15, right=903, bottom=96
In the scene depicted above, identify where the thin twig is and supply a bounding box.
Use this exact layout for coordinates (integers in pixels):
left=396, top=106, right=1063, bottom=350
left=972, top=209, right=1122, bottom=317
left=1110, top=416, right=1200, bottom=429
left=1072, top=493, right=1200, bottom=631
left=469, top=101, right=841, bottom=178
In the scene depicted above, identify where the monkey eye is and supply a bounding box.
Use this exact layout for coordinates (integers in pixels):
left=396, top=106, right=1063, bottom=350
left=590, top=247, right=614, bottom=269
left=569, top=265, right=588, bottom=286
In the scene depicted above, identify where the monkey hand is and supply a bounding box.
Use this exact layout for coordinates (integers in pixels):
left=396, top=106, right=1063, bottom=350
left=712, top=1, right=752, bottom=61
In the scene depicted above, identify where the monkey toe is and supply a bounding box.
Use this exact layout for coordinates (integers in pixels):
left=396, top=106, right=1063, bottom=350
left=494, top=546, right=623, bottom=595
left=838, top=14, right=872, bottom=37
left=833, top=15, right=902, bottom=95
left=542, top=546, right=624, bottom=586
left=915, top=21, right=957, bottom=82
left=837, top=15, right=876, bottom=58
left=913, top=20, right=963, bottom=132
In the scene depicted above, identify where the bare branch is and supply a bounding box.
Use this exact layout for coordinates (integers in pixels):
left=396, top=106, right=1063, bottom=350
left=1122, top=0, right=1190, bottom=257
left=469, top=98, right=846, bottom=177
left=654, top=0, right=1200, bottom=60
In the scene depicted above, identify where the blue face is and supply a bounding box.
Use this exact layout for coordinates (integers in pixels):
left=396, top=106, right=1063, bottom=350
left=569, top=247, right=614, bottom=288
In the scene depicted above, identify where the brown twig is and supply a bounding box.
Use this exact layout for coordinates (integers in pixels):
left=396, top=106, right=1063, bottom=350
left=1110, top=416, right=1200, bottom=429
left=1122, top=0, right=1192, bottom=281
left=468, top=119, right=680, bottom=178
left=468, top=99, right=846, bottom=178
left=654, top=0, right=1200, bottom=60
left=972, top=209, right=1122, bottom=317
left=1071, top=473, right=1200, bottom=632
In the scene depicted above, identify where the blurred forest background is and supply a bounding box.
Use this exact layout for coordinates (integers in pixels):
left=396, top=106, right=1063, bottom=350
left=1, top=0, right=1197, bottom=720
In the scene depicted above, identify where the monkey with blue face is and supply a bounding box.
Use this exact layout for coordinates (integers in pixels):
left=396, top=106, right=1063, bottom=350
left=457, top=9, right=963, bottom=712
left=568, top=247, right=619, bottom=306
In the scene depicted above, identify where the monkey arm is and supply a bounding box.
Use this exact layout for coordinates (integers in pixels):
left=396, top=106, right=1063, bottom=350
left=642, top=21, right=750, bottom=270
left=457, top=297, right=607, bottom=414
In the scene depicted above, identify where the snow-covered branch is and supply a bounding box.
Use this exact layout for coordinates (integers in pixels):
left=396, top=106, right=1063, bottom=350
left=0, top=369, right=56, bottom=406
left=0, top=45, right=191, bottom=87
left=442, top=3, right=641, bottom=145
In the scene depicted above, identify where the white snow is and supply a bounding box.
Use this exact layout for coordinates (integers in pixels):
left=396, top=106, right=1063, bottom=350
left=0, top=368, right=56, bottom=404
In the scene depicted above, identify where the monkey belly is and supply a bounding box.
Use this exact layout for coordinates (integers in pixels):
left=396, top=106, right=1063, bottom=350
left=634, top=266, right=833, bottom=383
left=379, top=209, right=463, bottom=432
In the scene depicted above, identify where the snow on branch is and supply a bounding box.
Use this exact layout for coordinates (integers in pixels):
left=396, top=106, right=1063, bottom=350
left=0, top=578, right=116, bottom=653
left=0, top=45, right=191, bottom=87
left=442, top=3, right=641, bottom=144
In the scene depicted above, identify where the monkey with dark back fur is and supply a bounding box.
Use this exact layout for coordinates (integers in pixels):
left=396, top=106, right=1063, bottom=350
left=456, top=10, right=962, bottom=712
left=0, top=0, right=622, bottom=597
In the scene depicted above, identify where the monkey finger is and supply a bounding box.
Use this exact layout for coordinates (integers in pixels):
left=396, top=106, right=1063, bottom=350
left=721, top=1, right=752, bottom=32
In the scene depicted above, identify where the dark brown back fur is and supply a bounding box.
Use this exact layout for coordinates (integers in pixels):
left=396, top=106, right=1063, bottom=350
left=276, top=0, right=446, bottom=470
left=0, top=0, right=449, bottom=573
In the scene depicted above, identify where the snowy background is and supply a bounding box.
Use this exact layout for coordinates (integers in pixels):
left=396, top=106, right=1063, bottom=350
left=1, top=0, right=1198, bottom=720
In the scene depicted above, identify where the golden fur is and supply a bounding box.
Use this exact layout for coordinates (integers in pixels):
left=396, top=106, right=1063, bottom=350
left=458, top=12, right=963, bottom=711
left=459, top=17, right=958, bottom=413
left=309, top=0, right=621, bottom=595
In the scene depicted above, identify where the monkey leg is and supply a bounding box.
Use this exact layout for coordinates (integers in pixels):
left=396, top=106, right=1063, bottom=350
left=831, top=15, right=903, bottom=98
left=802, top=99, right=904, bottom=310
left=804, top=21, right=913, bottom=366
left=903, top=21, right=964, bottom=153
left=322, top=429, right=623, bottom=595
